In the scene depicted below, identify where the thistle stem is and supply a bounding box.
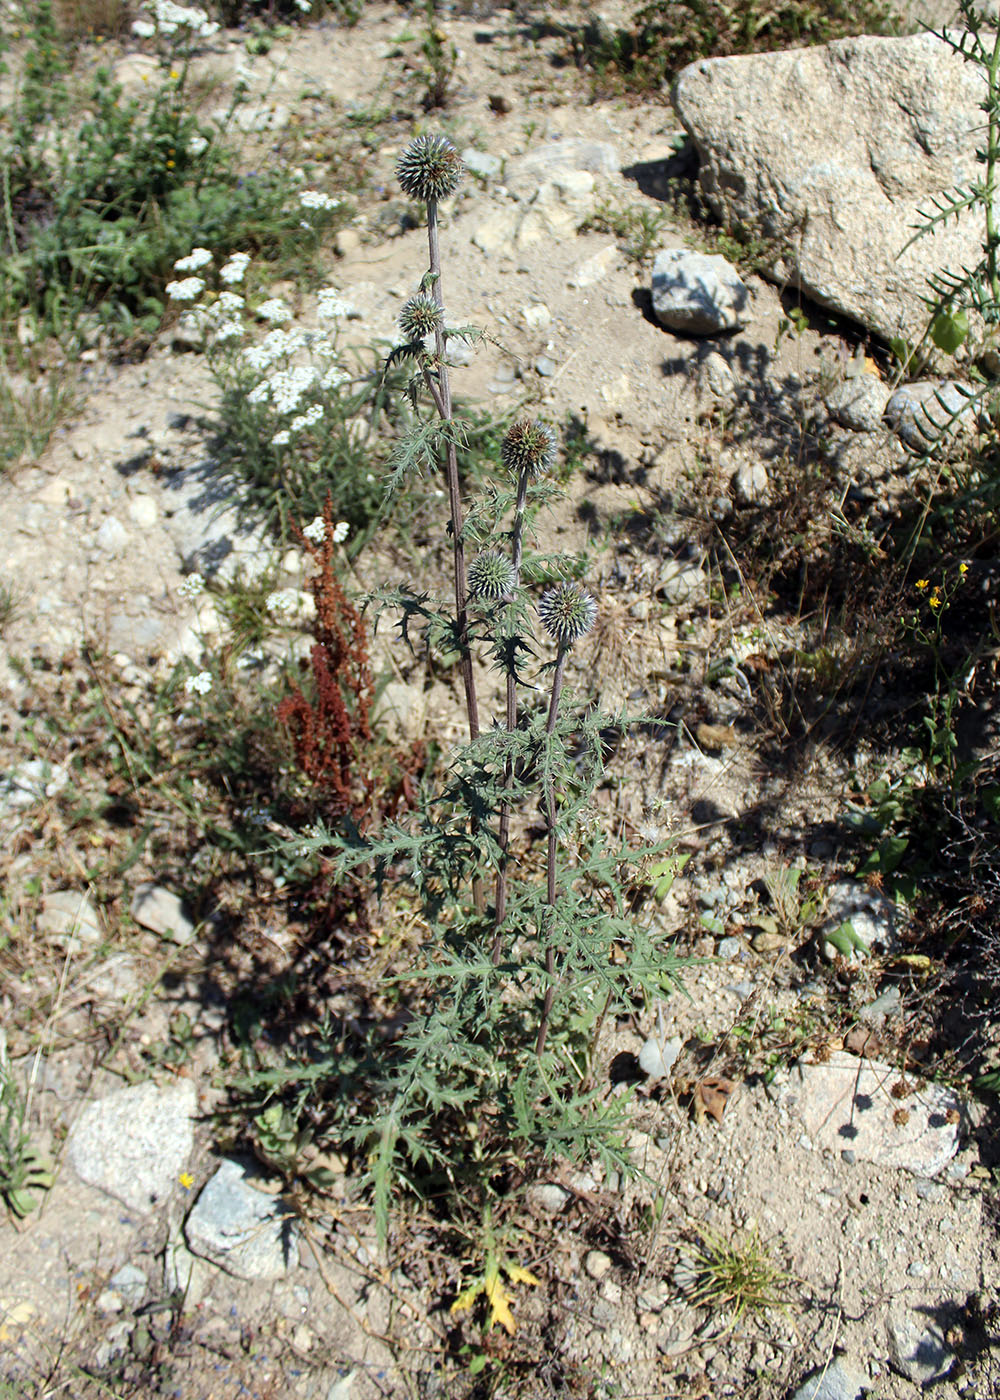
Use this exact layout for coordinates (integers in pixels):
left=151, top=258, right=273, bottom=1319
left=426, top=197, right=484, bottom=917
left=491, top=468, right=531, bottom=963
left=535, top=644, right=569, bottom=1057
left=426, top=197, right=479, bottom=743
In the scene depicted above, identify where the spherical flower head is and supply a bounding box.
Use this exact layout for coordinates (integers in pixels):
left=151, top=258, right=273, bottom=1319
left=396, top=135, right=464, bottom=203
left=468, top=550, right=516, bottom=601
left=501, top=419, right=557, bottom=481
left=399, top=294, right=443, bottom=342
left=538, top=582, right=597, bottom=647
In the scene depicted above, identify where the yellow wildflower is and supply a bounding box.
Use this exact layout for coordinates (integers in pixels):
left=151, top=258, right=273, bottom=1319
left=928, top=595, right=943, bottom=609
left=179, top=1171, right=194, bottom=1189
left=959, top=562, right=969, bottom=575
left=915, top=579, right=929, bottom=590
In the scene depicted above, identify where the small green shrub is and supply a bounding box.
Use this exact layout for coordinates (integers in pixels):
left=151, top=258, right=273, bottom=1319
left=567, top=0, right=898, bottom=97
left=0, top=1, right=346, bottom=347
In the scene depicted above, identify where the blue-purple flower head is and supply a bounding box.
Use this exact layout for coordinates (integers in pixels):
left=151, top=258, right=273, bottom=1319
left=396, top=135, right=464, bottom=203
left=538, top=582, right=597, bottom=647
left=501, top=419, right=557, bottom=481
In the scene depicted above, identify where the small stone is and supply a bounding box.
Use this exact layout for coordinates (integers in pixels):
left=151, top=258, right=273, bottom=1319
left=638, top=1032, right=682, bottom=1079
left=584, top=1249, right=612, bottom=1281
left=657, top=560, right=707, bottom=604
left=185, top=1159, right=297, bottom=1281
left=333, top=228, right=361, bottom=257
left=887, top=1305, right=955, bottom=1384
left=733, top=459, right=770, bottom=505
left=462, top=147, right=502, bottom=179
left=163, top=1235, right=211, bottom=1306
left=68, top=1080, right=197, bottom=1213
left=95, top=516, right=130, bottom=557
left=326, top=1372, right=357, bottom=1400
left=820, top=878, right=898, bottom=963
left=130, top=883, right=196, bottom=945
left=534, top=354, right=557, bottom=376
left=526, top=1182, right=570, bottom=1214
left=568, top=244, right=619, bottom=289
left=751, top=930, right=785, bottom=954
left=522, top=302, right=552, bottom=329
left=37, top=890, right=102, bottom=948
left=699, top=351, right=736, bottom=398
left=716, top=936, right=742, bottom=958
left=651, top=248, right=749, bottom=335
left=885, top=381, right=978, bottom=451
left=790, top=1357, right=867, bottom=1400
left=859, top=985, right=902, bottom=1026
left=0, top=759, right=69, bottom=812
left=826, top=373, right=891, bottom=432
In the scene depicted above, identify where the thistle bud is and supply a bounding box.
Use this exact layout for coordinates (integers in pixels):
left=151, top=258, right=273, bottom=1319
left=396, top=135, right=464, bottom=203
left=468, top=550, right=516, bottom=600
left=398, top=294, right=443, bottom=341
left=538, top=582, right=597, bottom=647
left=501, top=419, right=557, bottom=481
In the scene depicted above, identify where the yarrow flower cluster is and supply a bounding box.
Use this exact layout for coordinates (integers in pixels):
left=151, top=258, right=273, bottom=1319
left=219, top=252, right=251, bottom=285
left=174, top=247, right=212, bottom=272
left=538, top=582, right=597, bottom=647
left=302, top=516, right=350, bottom=544
left=502, top=420, right=557, bottom=480
left=298, top=190, right=340, bottom=211
left=246, top=365, right=319, bottom=415
left=468, top=550, right=516, bottom=601
left=165, top=276, right=205, bottom=302
left=132, top=0, right=219, bottom=38
left=178, top=572, right=205, bottom=599
left=396, top=135, right=464, bottom=203
left=317, top=288, right=354, bottom=321
left=256, top=297, right=292, bottom=325
left=184, top=670, right=213, bottom=695
left=266, top=588, right=301, bottom=617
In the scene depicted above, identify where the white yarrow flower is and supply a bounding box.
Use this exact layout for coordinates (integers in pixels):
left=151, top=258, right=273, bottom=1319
left=299, top=189, right=339, bottom=211
left=302, top=516, right=326, bottom=542
left=165, top=276, right=205, bottom=302
left=219, top=252, right=251, bottom=284
left=178, top=573, right=205, bottom=598
left=272, top=429, right=291, bottom=446
left=290, top=404, right=323, bottom=433
left=132, top=18, right=156, bottom=36
left=256, top=297, right=292, bottom=325
left=317, top=288, right=354, bottom=320
left=214, top=318, right=244, bottom=343
left=266, top=588, right=299, bottom=616
left=331, top=520, right=350, bottom=543
left=173, top=247, right=213, bottom=272
left=217, top=291, right=244, bottom=314
left=184, top=670, right=213, bottom=695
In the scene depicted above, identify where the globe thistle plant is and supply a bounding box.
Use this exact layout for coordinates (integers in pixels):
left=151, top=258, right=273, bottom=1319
left=305, top=125, right=687, bottom=1266
left=501, top=419, right=558, bottom=482
left=538, top=582, right=598, bottom=649
left=395, top=134, right=464, bottom=204
left=399, top=293, right=444, bottom=342
left=468, top=550, right=516, bottom=601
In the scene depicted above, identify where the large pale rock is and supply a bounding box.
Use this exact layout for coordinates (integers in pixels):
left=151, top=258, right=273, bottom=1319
left=673, top=34, right=989, bottom=342
left=791, top=1051, right=961, bottom=1176
left=68, top=1080, right=197, bottom=1212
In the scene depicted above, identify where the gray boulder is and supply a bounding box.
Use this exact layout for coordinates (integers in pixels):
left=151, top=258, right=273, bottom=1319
left=884, top=379, right=980, bottom=450
left=651, top=248, right=749, bottom=335
left=673, top=34, right=989, bottom=342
